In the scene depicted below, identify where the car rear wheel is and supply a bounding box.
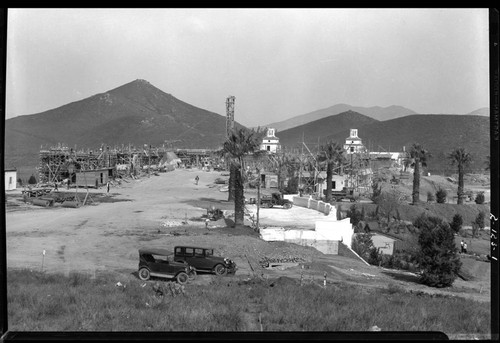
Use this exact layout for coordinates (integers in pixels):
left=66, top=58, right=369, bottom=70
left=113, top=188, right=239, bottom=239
left=176, top=272, right=189, bottom=284
left=188, top=269, right=197, bottom=281
left=214, top=264, right=227, bottom=276
left=266, top=202, right=273, bottom=208
left=138, top=268, right=150, bottom=281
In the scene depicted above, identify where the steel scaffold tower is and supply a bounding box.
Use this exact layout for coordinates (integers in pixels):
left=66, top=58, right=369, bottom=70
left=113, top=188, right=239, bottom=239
left=225, top=96, right=235, bottom=138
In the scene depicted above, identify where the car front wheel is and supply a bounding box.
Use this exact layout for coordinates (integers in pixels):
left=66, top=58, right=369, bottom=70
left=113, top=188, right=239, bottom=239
left=176, top=272, right=189, bottom=284
left=283, top=203, right=292, bottom=209
left=214, top=264, right=227, bottom=276
left=138, top=268, right=150, bottom=281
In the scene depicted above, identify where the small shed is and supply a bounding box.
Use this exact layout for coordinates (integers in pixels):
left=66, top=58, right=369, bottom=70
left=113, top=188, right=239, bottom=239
left=260, top=172, right=278, bottom=189
left=4, top=168, right=17, bottom=191
left=75, top=168, right=114, bottom=188
left=370, top=233, right=400, bottom=255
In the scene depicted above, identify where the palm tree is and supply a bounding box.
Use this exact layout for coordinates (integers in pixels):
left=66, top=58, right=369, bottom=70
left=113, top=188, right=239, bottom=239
left=448, top=148, right=473, bottom=205
left=270, top=151, right=296, bottom=193
left=317, top=141, right=345, bottom=202
left=220, top=127, right=263, bottom=226
left=409, top=143, right=431, bottom=204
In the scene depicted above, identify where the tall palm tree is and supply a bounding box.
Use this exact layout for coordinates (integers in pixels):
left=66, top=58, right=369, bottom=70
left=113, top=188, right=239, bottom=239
left=448, top=148, right=473, bottom=205
left=409, top=143, right=431, bottom=204
left=220, top=127, right=263, bottom=226
left=270, top=151, right=295, bottom=193
left=317, top=141, right=345, bottom=202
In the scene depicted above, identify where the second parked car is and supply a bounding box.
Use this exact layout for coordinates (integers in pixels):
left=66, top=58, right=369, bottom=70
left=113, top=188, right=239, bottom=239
left=174, top=246, right=237, bottom=276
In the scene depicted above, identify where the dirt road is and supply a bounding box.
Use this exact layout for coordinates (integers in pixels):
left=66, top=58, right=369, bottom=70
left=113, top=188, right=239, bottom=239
left=5, top=168, right=490, bottom=303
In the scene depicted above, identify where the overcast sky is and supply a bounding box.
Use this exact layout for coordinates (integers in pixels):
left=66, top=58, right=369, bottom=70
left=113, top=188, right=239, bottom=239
left=5, top=8, right=490, bottom=127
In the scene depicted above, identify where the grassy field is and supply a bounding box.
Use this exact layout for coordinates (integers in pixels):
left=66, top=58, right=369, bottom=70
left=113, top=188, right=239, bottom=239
left=6, top=268, right=490, bottom=338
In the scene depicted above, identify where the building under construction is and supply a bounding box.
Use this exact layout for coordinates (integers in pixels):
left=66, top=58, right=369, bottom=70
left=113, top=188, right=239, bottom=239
left=37, top=143, right=187, bottom=186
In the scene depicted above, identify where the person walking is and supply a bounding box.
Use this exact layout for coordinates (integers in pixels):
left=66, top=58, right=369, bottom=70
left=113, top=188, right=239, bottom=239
left=106, top=181, right=110, bottom=193
left=195, top=175, right=199, bottom=185
left=460, top=240, right=464, bottom=254
left=463, top=242, right=468, bottom=254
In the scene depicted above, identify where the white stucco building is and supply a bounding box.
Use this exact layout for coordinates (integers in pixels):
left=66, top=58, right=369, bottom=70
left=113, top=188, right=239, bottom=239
left=4, top=168, right=17, bottom=191
left=343, top=129, right=366, bottom=154
left=260, top=128, right=281, bottom=153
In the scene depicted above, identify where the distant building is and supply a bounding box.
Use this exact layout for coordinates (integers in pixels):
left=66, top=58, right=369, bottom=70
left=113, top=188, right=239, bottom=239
left=370, top=233, right=401, bottom=255
left=343, top=129, right=366, bottom=154
left=4, top=168, right=17, bottom=191
left=75, top=168, right=114, bottom=188
left=260, top=128, right=281, bottom=153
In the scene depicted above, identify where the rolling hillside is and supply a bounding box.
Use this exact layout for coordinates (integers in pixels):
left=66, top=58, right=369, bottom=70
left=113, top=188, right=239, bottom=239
left=276, top=110, right=378, bottom=147
left=277, top=113, right=489, bottom=174
left=265, top=104, right=417, bottom=131
left=4, top=79, right=242, bottom=171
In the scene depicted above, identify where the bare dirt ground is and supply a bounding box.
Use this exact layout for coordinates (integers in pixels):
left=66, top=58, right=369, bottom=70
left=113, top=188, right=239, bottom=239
left=5, top=168, right=491, bottom=309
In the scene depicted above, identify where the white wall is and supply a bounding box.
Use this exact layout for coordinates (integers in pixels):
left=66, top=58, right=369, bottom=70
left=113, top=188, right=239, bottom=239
left=5, top=171, right=17, bottom=190
left=259, top=217, right=354, bottom=253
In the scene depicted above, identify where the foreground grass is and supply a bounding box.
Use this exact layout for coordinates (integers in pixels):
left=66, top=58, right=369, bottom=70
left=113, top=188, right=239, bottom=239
left=7, top=269, right=490, bottom=336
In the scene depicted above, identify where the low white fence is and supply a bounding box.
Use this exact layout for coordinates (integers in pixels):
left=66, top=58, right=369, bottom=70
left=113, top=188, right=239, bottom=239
left=292, top=196, right=333, bottom=215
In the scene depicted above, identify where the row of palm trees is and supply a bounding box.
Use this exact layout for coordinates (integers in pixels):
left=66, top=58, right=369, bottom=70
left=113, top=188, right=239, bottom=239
left=220, top=127, right=480, bottom=227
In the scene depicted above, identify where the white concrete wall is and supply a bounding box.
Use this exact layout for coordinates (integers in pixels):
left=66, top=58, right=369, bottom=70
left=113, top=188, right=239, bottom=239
left=292, top=196, right=333, bottom=215
left=315, top=218, right=354, bottom=248
left=260, top=217, right=354, bottom=253
left=5, top=171, right=17, bottom=190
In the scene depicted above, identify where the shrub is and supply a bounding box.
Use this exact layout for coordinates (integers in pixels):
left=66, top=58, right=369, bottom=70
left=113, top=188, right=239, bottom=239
left=474, top=212, right=486, bottom=229
left=351, top=233, right=381, bottom=265
left=426, top=191, right=435, bottom=202
left=475, top=192, right=485, bottom=204
left=347, top=205, right=364, bottom=226
left=449, top=214, right=463, bottom=233
left=416, top=215, right=461, bottom=287
left=371, top=181, right=382, bottom=201
left=28, top=175, right=37, bottom=185
left=435, top=188, right=447, bottom=203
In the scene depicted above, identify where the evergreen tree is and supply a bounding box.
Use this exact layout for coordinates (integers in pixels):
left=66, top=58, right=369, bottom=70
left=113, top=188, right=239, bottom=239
left=28, top=175, right=37, bottom=185
left=475, top=211, right=486, bottom=229
left=415, top=215, right=461, bottom=287
left=475, top=192, right=485, bottom=204
left=450, top=214, right=463, bottom=234
left=435, top=188, right=447, bottom=204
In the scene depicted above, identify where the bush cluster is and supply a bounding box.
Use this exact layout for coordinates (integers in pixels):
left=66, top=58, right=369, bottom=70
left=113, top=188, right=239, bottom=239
left=474, top=192, right=485, bottom=204
left=435, top=188, right=447, bottom=203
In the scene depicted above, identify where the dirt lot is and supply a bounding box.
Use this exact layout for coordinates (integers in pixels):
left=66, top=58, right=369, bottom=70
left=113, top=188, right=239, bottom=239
left=5, top=168, right=491, bottom=305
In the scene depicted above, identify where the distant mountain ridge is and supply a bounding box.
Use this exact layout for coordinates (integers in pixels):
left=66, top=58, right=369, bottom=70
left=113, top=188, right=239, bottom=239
left=265, top=104, right=417, bottom=131
left=265, top=104, right=490, bottom=132
left=4, top=79, right=242, bottom=170
left=277, top=111, right=489, bottom=173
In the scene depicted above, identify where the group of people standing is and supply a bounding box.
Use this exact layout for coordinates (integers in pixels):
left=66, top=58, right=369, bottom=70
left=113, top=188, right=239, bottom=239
left=460, top=240, right=468, bottom=254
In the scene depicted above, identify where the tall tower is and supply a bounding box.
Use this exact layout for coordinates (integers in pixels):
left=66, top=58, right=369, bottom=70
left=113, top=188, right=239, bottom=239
left=225, top=96, right=235, bottom=138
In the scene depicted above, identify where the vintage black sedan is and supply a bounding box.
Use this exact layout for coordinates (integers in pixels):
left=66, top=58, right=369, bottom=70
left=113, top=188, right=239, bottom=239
left=138, top=248, right=196, bottom=284
left=174, top=246, right=237, bottom=276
